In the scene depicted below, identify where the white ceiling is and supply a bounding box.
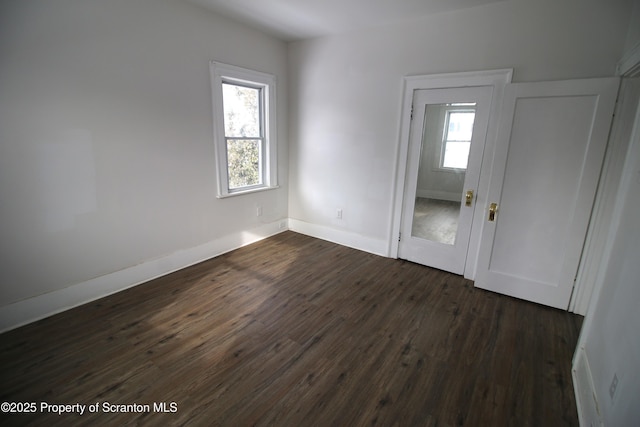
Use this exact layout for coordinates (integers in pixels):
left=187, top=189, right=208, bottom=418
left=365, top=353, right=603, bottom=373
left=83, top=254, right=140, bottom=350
left=186, top=0, right=508, bottom=41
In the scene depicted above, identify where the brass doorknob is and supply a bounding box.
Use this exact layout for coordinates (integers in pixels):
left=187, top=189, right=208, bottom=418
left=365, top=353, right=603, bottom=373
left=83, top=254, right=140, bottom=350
left=465, top=190, right=474, bottom=207
left=488, top=203, right=498, bottom=221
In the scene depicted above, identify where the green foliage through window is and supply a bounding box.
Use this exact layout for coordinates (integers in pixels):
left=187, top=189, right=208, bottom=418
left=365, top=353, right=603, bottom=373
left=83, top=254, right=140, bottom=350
left=227, top=139, right=261, bottom=189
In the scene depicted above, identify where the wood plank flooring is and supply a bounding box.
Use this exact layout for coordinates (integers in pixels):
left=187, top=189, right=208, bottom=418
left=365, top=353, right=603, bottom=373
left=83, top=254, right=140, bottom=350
left=0, top=231, right=582, bottom=426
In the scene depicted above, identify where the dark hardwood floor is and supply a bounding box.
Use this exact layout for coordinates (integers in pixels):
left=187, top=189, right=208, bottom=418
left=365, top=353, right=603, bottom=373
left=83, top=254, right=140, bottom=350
left=0, top=231, right=582, bottom=426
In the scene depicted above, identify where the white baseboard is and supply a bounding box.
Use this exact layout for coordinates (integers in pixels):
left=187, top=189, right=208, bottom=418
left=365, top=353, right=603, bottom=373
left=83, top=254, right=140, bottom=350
left=0, top=220, right=288, bottom=333
left=288, top=219, right=389, bottom=257
left=573, top=346, right=603, bottom=427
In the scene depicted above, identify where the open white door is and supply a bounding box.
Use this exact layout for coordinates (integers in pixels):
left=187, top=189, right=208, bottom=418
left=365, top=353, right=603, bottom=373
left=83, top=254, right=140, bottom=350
left=398, top=86, right=493, bottom=274
left=475, top=78, right=619, bottom=309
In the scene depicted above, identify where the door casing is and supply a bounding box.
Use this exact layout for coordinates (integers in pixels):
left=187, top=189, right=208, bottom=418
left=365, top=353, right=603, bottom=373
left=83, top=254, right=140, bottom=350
left=390, top=69, right=512, bottom=279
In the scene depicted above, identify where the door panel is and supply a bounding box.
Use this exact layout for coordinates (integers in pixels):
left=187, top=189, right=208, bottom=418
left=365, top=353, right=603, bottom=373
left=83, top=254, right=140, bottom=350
left=475, top=78, right=619, bottom=309
left=398, top=86, right=493, bottom=274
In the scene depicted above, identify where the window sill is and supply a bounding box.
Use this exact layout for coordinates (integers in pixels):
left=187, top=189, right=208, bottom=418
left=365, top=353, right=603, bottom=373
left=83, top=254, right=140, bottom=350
left=217, top=185, right=280, bottom=199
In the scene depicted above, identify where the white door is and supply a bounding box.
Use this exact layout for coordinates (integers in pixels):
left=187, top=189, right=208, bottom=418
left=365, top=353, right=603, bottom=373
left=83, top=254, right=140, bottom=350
left=475, top=78, right=619, bottom=309
left=398, top=86, right=493, bottom=274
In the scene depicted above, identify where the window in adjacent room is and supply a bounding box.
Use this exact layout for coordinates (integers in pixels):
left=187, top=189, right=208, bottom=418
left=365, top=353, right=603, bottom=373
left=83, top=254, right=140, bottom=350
left=440, top=105, right=476, bottom=170
left=210, top=62, right=278, bottom=197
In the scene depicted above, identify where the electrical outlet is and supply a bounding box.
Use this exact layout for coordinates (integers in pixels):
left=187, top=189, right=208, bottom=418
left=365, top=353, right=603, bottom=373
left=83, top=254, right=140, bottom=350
left=609, top=373, right=618, bottom=401
left=256, top=205, right=263, bottom=217
left=279, top=220, right=287, bottom=230
left=336, top=208, right=343, bottom=219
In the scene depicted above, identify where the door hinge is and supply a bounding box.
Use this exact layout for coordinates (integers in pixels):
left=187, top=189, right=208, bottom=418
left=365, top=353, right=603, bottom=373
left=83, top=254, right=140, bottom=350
left=398, top=232, right=402, bottom=242
left=410, top=105, right=414, bottom=120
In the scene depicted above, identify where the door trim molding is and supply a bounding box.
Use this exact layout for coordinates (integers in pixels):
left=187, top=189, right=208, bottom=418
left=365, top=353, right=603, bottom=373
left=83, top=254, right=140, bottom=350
left=389, top=69, right=512, bottom=278
left=571, top=54, right=640, bottom=314
left=617, top=40, right=640, bottom=77
left=570, top=78, right=640, bottom=314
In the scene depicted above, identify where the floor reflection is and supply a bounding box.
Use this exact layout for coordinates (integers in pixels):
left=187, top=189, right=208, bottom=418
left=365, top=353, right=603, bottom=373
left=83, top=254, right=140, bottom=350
left=411, top=198, right=460, bottom=245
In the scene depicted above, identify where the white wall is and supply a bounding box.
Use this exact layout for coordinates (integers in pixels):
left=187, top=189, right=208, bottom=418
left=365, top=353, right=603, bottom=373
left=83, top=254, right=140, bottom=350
left=576, top=85, right=640, bottom=425
left=573, top=8, right=640, bottom=422
left=0, top=0, right=289, bottom=329
left=623, top=0, right=640, bottom=53
left=288, top=0, right=633, bottom=253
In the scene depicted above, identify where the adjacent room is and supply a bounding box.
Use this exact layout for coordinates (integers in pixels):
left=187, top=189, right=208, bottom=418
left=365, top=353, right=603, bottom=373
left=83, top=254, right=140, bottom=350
left=1, top=0, right=639, bottom=425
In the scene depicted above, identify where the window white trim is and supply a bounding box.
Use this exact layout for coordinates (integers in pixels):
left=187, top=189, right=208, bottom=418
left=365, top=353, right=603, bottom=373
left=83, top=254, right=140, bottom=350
left=210, top=62, right=278, bottom=197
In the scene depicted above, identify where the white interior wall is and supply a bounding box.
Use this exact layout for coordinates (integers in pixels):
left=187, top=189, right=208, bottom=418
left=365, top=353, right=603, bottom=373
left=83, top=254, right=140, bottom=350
left=0, top=0, right=289, bottom=329
left=288, top=0, right=633, bottom=254
left=0, top=3, right=638, bottom=422
left=0, top=0, right=636, bottom=336
left=623, top=0, right=640, bottom=54
left=576, top=89, right=640, bottom=426
left=573, top=8, right=640, bottom=423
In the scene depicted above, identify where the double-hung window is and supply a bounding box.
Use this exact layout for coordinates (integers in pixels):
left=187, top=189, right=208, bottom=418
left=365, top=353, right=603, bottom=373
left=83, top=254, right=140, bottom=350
left=210, top=62, right=278, bottom=197
left=440, top=106, right=476, bottom=170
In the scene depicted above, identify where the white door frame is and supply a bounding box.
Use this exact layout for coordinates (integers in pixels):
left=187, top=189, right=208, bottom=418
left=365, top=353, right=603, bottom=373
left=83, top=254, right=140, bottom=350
left=571, top=44, right=640, bottom=426
left=570, top=43, right=640, bottom=314
left=389, top=69, right=512, bottom=279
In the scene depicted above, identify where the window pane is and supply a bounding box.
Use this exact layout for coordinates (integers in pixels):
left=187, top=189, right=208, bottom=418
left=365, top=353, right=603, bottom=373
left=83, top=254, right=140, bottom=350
left=227, top=139, right=262, bottom=189
left=442, top=140, right=471, bottom=169
left=446, top=111, right=475, bottom=141
left=222, top=83, right=261, bottom=138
